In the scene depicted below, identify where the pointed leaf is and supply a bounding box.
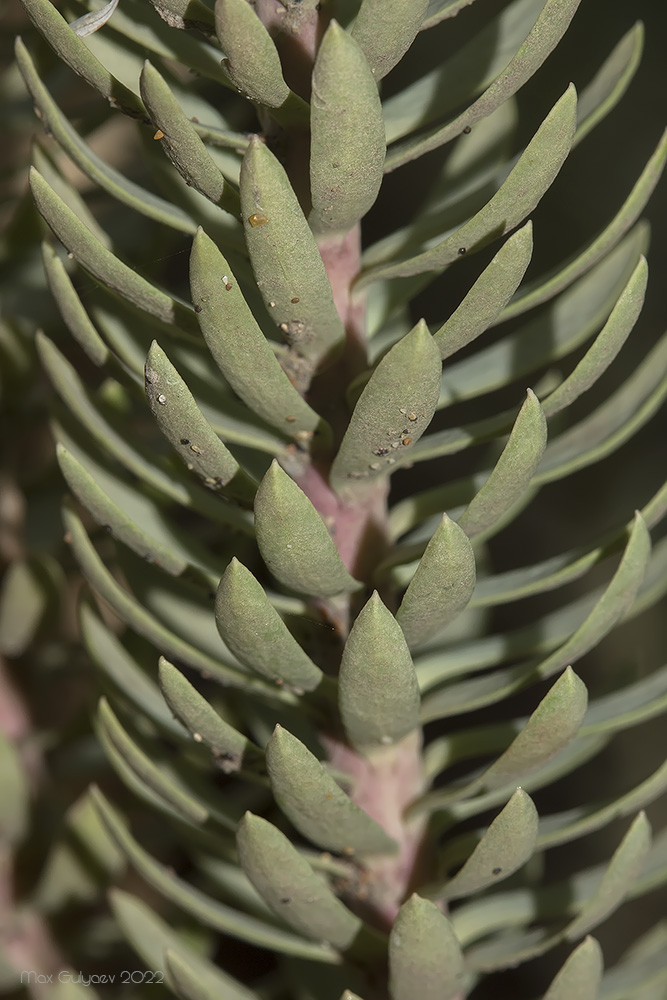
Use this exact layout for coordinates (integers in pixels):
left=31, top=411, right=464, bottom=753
left=574, top=22, right=643, bottom=148
left=265, top=725, right=398, bottom=855
left=433, top=789, right=539, bottom=900
left=215, top=0, right=287, bottom=109
left=385, top=0, right=582, bottom=171
left=237, top=813, right=363, bottom=950
left=482, top=668, right=588, bottom=790
left=351, top=0, right=428, bottom=79
left=310, top=21, right=385, bottom=234
left=97, top=697, right=209, bottom=825
left=140, top=61, right=239, bottom=214
left=543, top=257, right=648, bottom=417
left=566, top=813, right=651, bottom=940
left=240, top=138, right=346, bottom=372
left=434, top=223, right=533, bottom=360
left=368, top=86, right=576, bottom=281
left=57, top=443, right=189, bottom=576
left=340, top=993, right=365, bottom=1000
left=330, top=321, right=442, bottom=496
left=18, top=0, right=143, bottom=115
left=69, top=0, right=119, bottom=36
left=215, top=559, right=324, bottom=692
left=30, top=169, right=197, bottom=332
left=190, top=228, right=327, bottom=441
left=41, top=240, right=108, bottom=366
left=91, top=789, right=337, bottom=961
left=158, top=658, right=265, bottom=775
left=501, top=129, right=667, bottom=322
left=339, top=592, right=420, bottom=749
left=396, top=515, right=476, bottom=648
left=543, top=937, right=604, bottom=1000
left=388, top=894, right=465, bottom=1000
left=457, top=389, right=547, bottom=538
left=80, top=602, right=185, bottom=740
left=254, top=461, right=360, bottom=598
left=145, top=341, right=256, bottom=503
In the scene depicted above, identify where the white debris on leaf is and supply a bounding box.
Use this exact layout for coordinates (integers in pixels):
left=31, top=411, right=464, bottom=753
left=69, top=0, right=119, bottom=37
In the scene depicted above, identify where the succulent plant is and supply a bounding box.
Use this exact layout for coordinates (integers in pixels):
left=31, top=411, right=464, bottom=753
left=6, top=0, right=667, bottom=996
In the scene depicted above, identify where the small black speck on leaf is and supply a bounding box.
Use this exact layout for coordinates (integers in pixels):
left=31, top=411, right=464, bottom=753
left=463, top=126, right=471, bottom=134
left=492, top=867, right=502, bottom=876
left=180, top=438, right=190, bottom=445
left=281, top=897, right=291, bottom=904
left=194, top=304, right=202, bottom=313
left=458, top=247, right=466, bottom=255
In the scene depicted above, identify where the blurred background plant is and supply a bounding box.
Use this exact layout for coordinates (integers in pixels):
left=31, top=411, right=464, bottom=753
left=0, top=0, right=666, bottom=998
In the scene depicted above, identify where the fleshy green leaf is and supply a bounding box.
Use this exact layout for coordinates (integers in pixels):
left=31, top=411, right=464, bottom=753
left=543, top=257, right=648, bottom=417
left=500, top=130, right=667, bottom=323
left=330, top=321, right=442, bottom=497
left=388, top=894, right=465, bottom=1000
left=457, top=390, right=547, bottom=538
left=396, top=515, right=476, bottom=648
left=214, top=0, right=307, bottom=124
left=215, top=558, right=324, bottom=692
left=158, top=658, right=265, bottom=775
left=237, top=813, right=363, bottom=951
left=110, top=890, right=260, bottom=1000
left=573, top=22, right=643, bottom=149
left=30, top=169, right=198, bottom=333
left=309, top=21, right=385, bottom=235
left=351, top=0, right=428, bottom=79
left=421, top=0, right=478, bottom=29
left=145, top=341, right=256, bottom=503
left=144, top=0, right=215, bottom=33
left=0, top=555, right=62, bottom=658
left=240, top=138, right=346, bottom=373
left=366, top=86, right=577, bottom=282
left=542, top=937, right=604, bottom=1000
left=140, top=61, right=239, bottom=214
left=254, top=461, right=361, bottom=598
left=18, top=0, right=144, bottom=115
left=338, top=592, right=420, bottom=749
left=190, top=228, right=328, bottom=441
left=41, top=241, right=108, bottom=366
left=433, top=222, right=533, bottom=360
left=431, top=788, right=539, bottom=900
left=385, top=0, right=582, bottom=171
left=0, top=731, right=29, bottom=846
left=91, top=790, right=339, bottom=961
left=265, top=725, right=398, bottom=855
left=481, top=668, right=588, bottom=790
left=566, top=813, right=652, bottom=940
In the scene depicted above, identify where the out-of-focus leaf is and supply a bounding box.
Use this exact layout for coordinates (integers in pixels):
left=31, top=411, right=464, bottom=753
left=144, top=0, right=215, bottom=34
left=91, top=787, right=339, bottom=961
left=330, top=321, right=442, bottom=497
left=396, top=515, right=476, bottom=648
left=237, top=813, right=364, bottom=951
left=542, top=937, right=604, bottom=1000
left=240, top=139, right=346, bottom=372
left=429, top=789, right=538, bottom=900
left=140, top=61, right=239, bottom=214
left=388, top=894, right=465, bottom=1000
left=215, top=559, right=324, bottom=693
left=458, top=390, right=546, bottom=538
left=0, top=554, right=63, bottom=657
left=110, top=890, right=260, bottom=1000
left=573, top=22, right=643, bottom=148
left=351, top=0, right=428, bottom=79
left=310, top=21, right=385, bottom=234
left=41, top=241, right=108, bottom=366
left=254, top=461, right=361, bottom=598
left=265, top=725, right=398, bottom=855
left=338, top=592, right=420, bottom=749
left=433, top=222, right=533, bottom=360
left=385, top=0, right=582, bottom=170
left=190, top=229, right=328, bottom=441
left=0, top=731, right=29, bottom=846
left=421, top=0, right=478, bottom=30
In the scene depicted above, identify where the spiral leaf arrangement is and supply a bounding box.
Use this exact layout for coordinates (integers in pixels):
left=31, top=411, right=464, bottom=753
left=11, top=0, right=667, bottom=996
